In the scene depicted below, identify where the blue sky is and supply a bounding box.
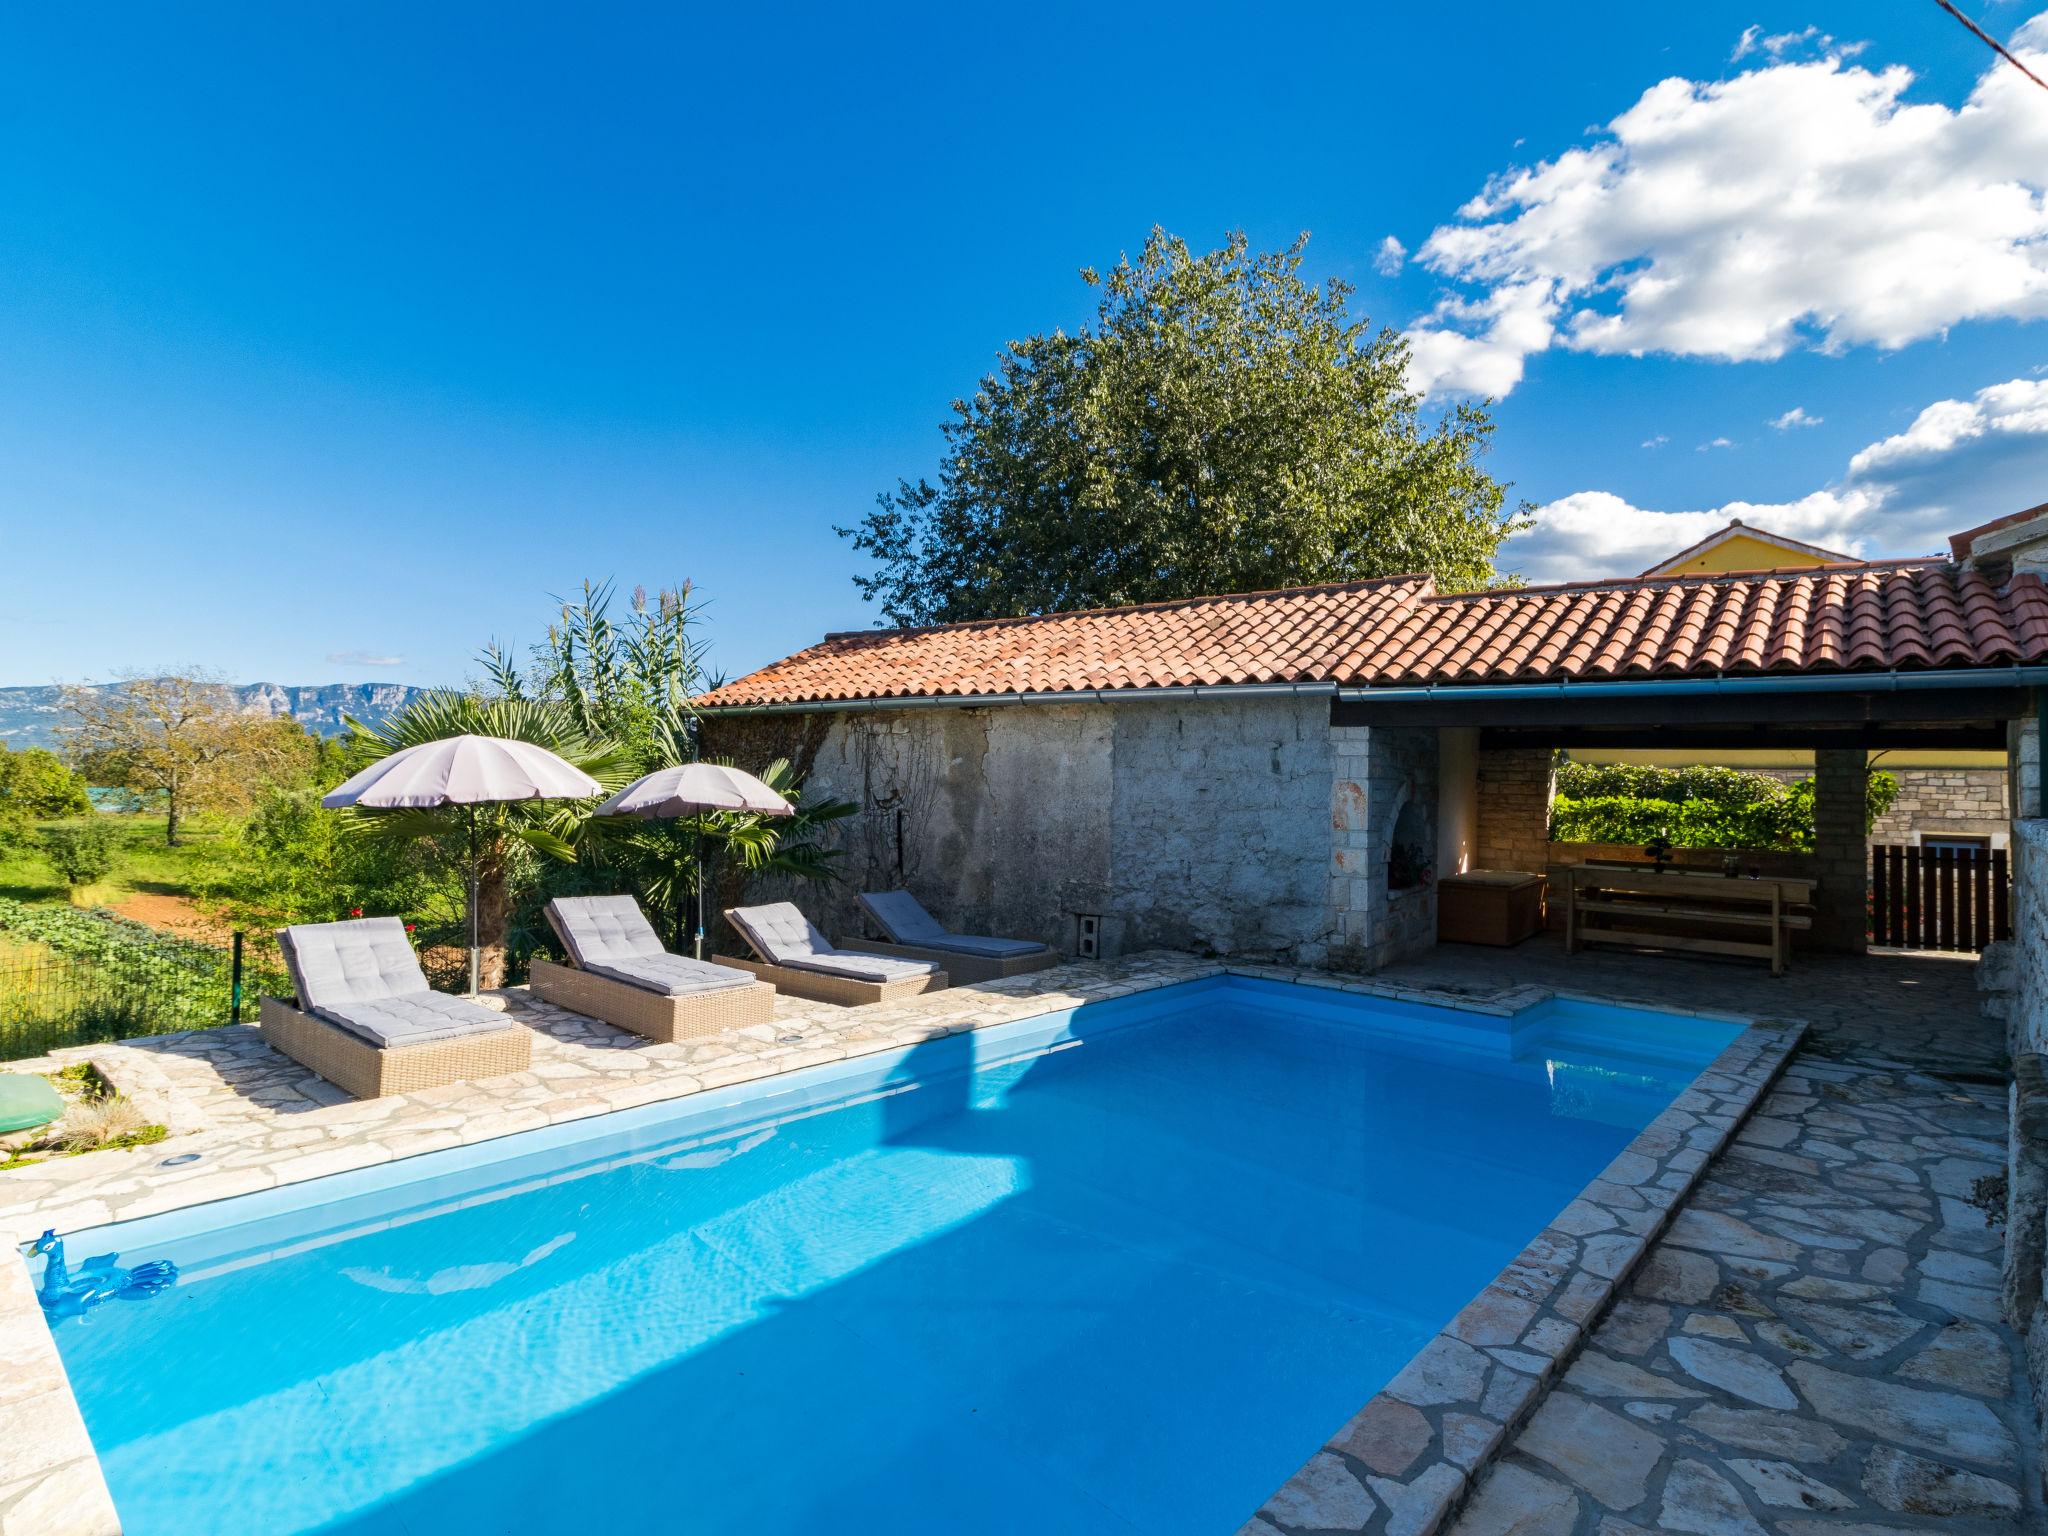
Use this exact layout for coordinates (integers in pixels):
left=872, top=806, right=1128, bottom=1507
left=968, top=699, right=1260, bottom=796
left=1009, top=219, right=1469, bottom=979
left=1, top=2, right=2044, bottom=690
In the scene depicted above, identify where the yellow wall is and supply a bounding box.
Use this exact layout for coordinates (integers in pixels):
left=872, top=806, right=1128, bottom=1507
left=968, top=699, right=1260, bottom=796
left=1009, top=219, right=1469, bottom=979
left=1571, top=748, right=2005, bottom=770
left=1650, top=531, right=1855, bottom=577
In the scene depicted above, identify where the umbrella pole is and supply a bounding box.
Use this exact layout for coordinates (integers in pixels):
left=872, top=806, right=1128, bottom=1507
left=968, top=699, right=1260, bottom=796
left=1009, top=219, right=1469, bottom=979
left=694, top=828, right=707, bottom=961
left=467, top=809, right=481, bottom=997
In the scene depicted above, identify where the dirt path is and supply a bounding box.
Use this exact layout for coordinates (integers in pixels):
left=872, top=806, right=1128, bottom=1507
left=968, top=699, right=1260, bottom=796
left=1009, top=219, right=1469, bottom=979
left=109, top=891, right=237, bottom=945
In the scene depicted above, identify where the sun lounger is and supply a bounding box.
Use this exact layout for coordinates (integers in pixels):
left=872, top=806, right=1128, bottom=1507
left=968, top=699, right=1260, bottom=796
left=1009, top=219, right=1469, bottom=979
left=842, top=890, right=1059, bottom=984
left=529, top=895, right=776, bottom=1042
left=719, top=901, right=948, bottom=1006
left=262, top=917, right=531, bottom=1099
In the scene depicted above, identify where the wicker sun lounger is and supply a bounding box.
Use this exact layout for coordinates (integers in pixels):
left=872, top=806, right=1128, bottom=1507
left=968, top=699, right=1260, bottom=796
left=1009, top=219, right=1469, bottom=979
left=721, top=902, right=947, bottom=1006
left=844, top=890, right=1059, bottom=985
left=262, top=917, right=531, bottom=1099
left=529, top=895, right=776, bottom=1042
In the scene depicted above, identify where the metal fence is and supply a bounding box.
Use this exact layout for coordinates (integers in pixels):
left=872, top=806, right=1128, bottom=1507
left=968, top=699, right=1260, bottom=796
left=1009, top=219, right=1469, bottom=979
left=0, top=931, right=289, bottom=1063
left=0, top=916, right=506, bottom=1062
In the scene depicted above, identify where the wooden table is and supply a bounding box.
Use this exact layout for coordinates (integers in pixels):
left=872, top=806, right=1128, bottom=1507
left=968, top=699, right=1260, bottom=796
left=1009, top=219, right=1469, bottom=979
left=1563, top=866, right=1816, bottom=976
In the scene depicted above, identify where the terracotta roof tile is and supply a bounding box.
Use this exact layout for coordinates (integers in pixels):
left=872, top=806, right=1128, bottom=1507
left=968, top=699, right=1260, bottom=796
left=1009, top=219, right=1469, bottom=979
left=695, top=561, right=2048, bottom=709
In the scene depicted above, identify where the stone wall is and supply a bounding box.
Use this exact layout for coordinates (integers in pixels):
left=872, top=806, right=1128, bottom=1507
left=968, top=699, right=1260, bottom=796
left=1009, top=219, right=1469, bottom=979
left=1106, top=697, right=1338, bottom=960
left=2012, top=712, right=2042, bottom=829
left=786, top=696, right=1348, bottom=964
left=775, top=704, right=1116, bottom=953
left=1990, top=819, right=2048, bottom=1480
left=1473, top=748, right=1555, bottom=872
left=1868, top=767, right=2009, bottom=843
left=760, top=698, right=1441, bottom=970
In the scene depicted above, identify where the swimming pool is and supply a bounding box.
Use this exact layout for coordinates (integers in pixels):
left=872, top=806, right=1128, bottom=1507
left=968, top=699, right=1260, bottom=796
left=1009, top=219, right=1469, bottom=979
left=35, top=975, right=1742, bottom=1535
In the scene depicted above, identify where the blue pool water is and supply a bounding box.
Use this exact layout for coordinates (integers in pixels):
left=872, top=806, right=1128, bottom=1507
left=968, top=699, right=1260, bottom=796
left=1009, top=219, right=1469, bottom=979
left=38, top=976, right=1740, bottom=1536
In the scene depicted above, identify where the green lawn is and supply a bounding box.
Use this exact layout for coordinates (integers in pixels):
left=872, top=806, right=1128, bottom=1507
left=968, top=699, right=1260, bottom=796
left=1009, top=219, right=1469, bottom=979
left=0, top=814, right=236, bottom=908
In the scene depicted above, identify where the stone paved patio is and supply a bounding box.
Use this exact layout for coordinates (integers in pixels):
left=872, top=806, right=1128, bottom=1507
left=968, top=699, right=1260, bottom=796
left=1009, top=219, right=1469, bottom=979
left=1376, top=938, right=2040, bottom=1536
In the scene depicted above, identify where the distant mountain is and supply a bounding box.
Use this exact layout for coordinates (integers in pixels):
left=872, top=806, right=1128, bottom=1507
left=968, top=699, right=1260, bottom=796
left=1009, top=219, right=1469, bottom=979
left=0, top=682, right=430, bottom=750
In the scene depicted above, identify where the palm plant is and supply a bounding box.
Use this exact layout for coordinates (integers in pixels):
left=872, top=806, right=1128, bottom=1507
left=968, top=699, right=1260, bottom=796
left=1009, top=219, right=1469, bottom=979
left=483, top=579, right=708, bottom=771
left=336, top=692, right=633, bottom=988
left=583, top=756, right=856, bottom=950
left=486, top=580, right=854, bottom=951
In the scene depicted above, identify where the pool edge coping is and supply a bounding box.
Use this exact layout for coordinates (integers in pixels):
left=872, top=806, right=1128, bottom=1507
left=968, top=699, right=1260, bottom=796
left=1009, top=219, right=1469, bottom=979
left=1236, top=1014, right=1808, bottom=1536
left=0, top=958, right=1788, bottom=1536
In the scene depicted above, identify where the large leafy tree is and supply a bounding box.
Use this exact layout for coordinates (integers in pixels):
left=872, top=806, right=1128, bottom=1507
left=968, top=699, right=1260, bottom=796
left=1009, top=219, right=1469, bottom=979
left=0, top=744, right=92, bottom=848
left=840, top=229, right=1525, bottom=626
left=59, top=674, right=311, bottom=845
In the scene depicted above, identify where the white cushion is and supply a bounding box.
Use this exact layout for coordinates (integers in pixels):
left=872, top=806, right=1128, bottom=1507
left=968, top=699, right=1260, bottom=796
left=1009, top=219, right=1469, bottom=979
left=728, top=902, right=833, bottom=965
left=780, top=953, right=938, bottom=983
left=585, top=953, right=756, bottom=997
left=279, top=918, right=428, bottom=1012
left=546, top=896, right=667, bottom=968
left=317, top=991, right=513, bottom=1048
left=730, top=902, right=936, bottom=981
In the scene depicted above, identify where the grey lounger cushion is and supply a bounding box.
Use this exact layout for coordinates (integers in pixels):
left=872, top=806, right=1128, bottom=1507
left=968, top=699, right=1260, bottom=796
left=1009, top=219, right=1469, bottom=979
left=857, top=890, right=1050, bottom=959
left=545, top=895, right=755, bottom=997
left=279, top=917, right=510, bottom=1048
left=728, top=902, right=937, bottom=983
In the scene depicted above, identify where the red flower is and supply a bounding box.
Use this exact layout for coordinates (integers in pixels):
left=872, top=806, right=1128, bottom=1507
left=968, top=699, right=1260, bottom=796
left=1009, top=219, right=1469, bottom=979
left=405, top=923, right=416, bottom=933
left=349, top=907, right=363, bottom=918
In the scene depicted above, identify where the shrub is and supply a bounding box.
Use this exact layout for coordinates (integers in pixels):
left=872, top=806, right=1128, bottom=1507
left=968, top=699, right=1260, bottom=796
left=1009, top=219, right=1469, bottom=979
left=50, top=1095, right=151, bottom=1151
left=37, top=820, right=116, bottom=897
left=1553, top=762, right=1783, bottom=808
left=1549, top=764, right=1904, bottom=852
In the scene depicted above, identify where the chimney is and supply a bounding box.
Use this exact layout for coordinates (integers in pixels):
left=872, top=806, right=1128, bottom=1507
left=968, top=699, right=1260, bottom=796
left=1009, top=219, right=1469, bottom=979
left=1950, top=500, right=2048, bottom=579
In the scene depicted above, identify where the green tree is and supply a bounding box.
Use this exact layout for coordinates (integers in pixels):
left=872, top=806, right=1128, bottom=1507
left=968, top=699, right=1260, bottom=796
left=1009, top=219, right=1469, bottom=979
left=233, top=784, right=451, bottom=928
left=0, top=745, right=93, bottom=820
left=839, top=228, right=1525, bottom=626
left=59, top=674, right=314, bottom=846
left=38, top=820, right=115, bottom=900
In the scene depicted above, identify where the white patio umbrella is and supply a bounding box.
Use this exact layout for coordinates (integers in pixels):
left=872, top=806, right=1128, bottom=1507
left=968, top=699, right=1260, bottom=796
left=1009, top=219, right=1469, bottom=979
left=323, top=734, right=604, bottom=995
left=593, top=762, right=793, bottom=958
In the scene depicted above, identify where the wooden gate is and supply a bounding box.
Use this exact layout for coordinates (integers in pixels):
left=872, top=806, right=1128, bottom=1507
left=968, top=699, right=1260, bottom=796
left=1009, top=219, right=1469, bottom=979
left=1869, top=843, right=2011, bottom=953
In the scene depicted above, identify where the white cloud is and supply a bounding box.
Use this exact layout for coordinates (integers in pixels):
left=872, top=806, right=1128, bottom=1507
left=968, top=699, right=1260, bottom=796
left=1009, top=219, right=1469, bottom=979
left=1732, top=25, right=1864, bottom=63
left=1770, top=406, right=1822, bottom=430
left=1697, top=436, right=1735, bottom=452
left=1373, top=235, right=1407, bottom=276
left=1404, top=15, right=2048, bottom=396
left=1641, top=434, right=1669, bottom=449
left=326, top=650, right=405, bottom=667
left=1502, top=375, right=2048, bottom=583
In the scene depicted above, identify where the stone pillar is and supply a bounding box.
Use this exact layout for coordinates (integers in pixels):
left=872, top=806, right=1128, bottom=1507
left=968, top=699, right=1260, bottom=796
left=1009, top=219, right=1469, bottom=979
left=1810, top=748, right=1869, bottom=953
left=1327, top=724, right=1375, bottom=969
left=1325, top=724, right=1440, bottom=972
left=2011, top=696, right=2043, bottom=827
left=1473, top=748, right=1555, bottom=872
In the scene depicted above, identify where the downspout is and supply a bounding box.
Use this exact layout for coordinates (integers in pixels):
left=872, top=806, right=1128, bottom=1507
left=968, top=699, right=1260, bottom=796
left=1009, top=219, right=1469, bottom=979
left=2038, top=686, right=2047, bottom=820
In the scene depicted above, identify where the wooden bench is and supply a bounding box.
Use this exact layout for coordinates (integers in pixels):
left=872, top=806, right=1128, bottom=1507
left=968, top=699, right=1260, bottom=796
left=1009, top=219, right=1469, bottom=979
left=1564, top=866, right=1816, bottom=976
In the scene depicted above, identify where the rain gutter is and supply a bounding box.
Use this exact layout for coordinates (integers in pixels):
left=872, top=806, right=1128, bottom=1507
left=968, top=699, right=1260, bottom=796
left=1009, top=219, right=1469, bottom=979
left=697, top=665, right=2048, bottom=717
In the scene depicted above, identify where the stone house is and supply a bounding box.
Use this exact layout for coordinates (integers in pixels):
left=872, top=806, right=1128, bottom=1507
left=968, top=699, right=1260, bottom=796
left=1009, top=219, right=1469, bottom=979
left=699, top=548, right=2048, bottom=973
